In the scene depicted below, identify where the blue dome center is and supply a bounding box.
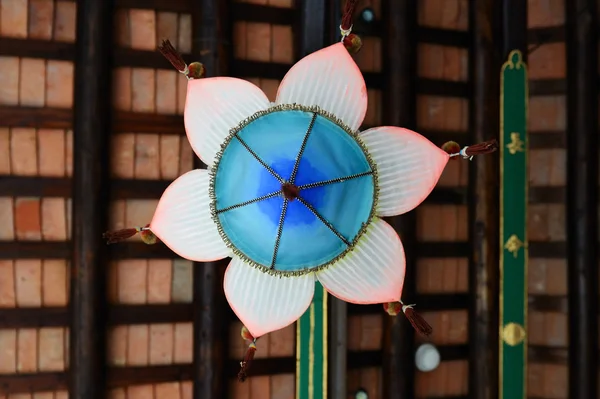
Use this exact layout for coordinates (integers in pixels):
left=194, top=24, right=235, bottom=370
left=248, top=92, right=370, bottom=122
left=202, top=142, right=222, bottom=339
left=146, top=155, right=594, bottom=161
left=212, top=108, right=375, bottom=273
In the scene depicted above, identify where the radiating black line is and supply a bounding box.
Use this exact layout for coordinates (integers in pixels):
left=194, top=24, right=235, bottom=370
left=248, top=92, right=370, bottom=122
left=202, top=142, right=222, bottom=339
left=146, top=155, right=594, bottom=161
left=233, top=133, right=285, bottom=183
left=270, top=198, right=289, bottom=269
left=289, top=112, right=317, bottom=184
left=296, top=197, right=351, bottom=246
left=297, top=170, right=373, bottom=190
left=216, top=190, right=282, bottom=214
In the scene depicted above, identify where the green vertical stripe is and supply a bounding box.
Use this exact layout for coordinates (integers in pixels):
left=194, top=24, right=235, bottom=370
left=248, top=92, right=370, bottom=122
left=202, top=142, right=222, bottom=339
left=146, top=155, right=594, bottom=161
left=297, top=282, right=327, bottom=399
left=499, top=50, right=528, bottom=399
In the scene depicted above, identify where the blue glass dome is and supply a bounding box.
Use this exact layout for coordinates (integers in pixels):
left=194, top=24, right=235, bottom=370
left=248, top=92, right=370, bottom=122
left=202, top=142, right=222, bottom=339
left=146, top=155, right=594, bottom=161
left=212, top=106, right=376, bottom=273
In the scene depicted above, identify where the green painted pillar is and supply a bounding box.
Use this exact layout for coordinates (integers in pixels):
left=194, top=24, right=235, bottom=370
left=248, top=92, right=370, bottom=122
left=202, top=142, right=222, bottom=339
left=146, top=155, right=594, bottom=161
left=499, top=50, right=528, bottom=399
left=296, top=282, right=328, bottom=399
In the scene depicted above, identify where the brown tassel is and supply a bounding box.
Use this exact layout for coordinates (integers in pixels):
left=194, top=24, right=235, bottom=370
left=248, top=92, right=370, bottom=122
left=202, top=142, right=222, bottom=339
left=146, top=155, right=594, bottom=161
left=341, top=0, right=359, bottom=30
left=402, top=303, right=433, bottom=337
left=442, top=139, right=498, bottom=160
left=102, top=228, right=140, bottom=244
left=238, top=342, right=257, bottom=382
left=158, top=39, right=188, bottom=73
left=464, top=139, right=498, bottom=156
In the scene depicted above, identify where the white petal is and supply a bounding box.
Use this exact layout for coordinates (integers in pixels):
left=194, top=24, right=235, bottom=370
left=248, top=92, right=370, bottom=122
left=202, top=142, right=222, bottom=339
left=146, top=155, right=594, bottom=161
left=317, top=218, right=404, bottom=304
left=224, top=257, right=315, bottom=338
left=361, top=126, right=449, bottom=216
left=184, top=77, right=270, bottom=166
left=276, top=43, right=367, bottom=131
left=150, top=169, right=230, bottom=262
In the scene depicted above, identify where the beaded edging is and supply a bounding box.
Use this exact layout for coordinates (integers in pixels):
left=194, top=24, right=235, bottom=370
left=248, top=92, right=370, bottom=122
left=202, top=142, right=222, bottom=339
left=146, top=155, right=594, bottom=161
left=208, top=103, right=380, bottom=277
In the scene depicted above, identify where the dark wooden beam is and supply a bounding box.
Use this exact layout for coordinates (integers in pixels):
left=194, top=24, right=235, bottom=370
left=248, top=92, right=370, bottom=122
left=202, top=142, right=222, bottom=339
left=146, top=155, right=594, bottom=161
left=0, top=304, right=194, bottom=328
left=0, top=357, right=295, bottom=395
left=190, top=0, right=230, bottom=398
left=380, top=1, right=417, bottom=399
left=69, top=0, right=113, bottom=398
left=529, top=78, right=566, bottom=95
left=565, top=1, right=599, bottom=398
left=468, top=0, right=501, bottom=398
left=326, top=2, right=347, bottom=398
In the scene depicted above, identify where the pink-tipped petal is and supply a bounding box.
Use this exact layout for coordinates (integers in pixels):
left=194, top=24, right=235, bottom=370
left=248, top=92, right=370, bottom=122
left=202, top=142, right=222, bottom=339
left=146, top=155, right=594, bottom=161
left=184, top=77, right=270, bottom=166
left=317, top=218, right=404, bottom=304
left=361, top=127, right=449, bottom=217
left=224, top=257, right=315, bottom=338
left=276, top=43, right=367, bottom=132
left=150, top=169, right=230, bottom=262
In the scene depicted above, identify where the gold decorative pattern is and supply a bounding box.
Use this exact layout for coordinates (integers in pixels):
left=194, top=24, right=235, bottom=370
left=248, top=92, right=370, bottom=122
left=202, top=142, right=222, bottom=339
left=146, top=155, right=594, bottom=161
left=504, top=234, right=524, bottom=258
left=506, top=132, right=524, bottom=155
left=502, top=322, right=526, bottom=346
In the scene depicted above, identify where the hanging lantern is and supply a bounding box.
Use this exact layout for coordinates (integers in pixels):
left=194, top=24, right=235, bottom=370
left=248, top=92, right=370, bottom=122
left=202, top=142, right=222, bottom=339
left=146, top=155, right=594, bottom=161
left=104, top=2, right=497, bottom=381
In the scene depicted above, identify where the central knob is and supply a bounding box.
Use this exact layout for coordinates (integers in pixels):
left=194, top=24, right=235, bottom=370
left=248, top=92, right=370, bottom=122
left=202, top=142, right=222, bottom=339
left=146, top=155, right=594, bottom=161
left=282, top=183, right=300, bottom=201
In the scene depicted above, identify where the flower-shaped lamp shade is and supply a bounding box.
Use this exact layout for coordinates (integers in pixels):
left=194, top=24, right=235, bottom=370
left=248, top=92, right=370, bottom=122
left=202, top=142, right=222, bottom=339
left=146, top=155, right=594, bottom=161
left=213, top=106, right=376, bottom=272
left=149, top=43, right=450, bottom=338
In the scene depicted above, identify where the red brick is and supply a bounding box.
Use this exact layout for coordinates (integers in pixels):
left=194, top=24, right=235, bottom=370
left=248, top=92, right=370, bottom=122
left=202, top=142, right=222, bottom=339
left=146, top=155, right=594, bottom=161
left=42, top=260, right=68, bottom=306
left=181, top=381, right=193, bottom=399
left=127, top=325, right=149, bottom=365
left=233, top=22, right=247, bottom=59
left=113, top=68, right=132, bottom=111
left=46, top=61, right=74, bottom=108
left=131, top=68, right=156, bottom=113
left=178, top=136, right=193, bottom=172
left=0, top=128, right=9, bottom=174
left=108, top=325, right=128, bottom=366
left=528, top=0, right=564, bottom=28
left=0, top=329, right=17, bottom=373
left=38, top=327, right=64, bottom=371
left=156, top=12, right=178, bottom=46
left=0, top=197, right=15, bottom=240
left=125, top=200, right=158, bottom=231
left=65, top=130, right=73, bottom=176
left=268, top=0, right=293, bottom=6
left=0, top=261, right=15, bottom=307
left=176, top=73, right=187, bottom=115
left=271, top=25, right=293, bottom=64
left=160, top=135, right=181, bottom=180
left=134, top=134, right=161, bottom=179
left=114, top=9, right=130, bottom=47
left=270, top=374, right=294, bottom=399
left=127, top=385, right=154, bottom=399
left=117, top=260, right=148, bottom=304
left=0, top=57, right=19, bottom=105
left=0, top=0, right=28, bottom=38
left=15, top=259, right=42, bottom=307
left=418, top=0, right=469, bottom=30
left=268, top=324, right=294, bottom=357
left=417, top=96, right=469, bottom=131
left=250, top=376, right=271, bottom=399
left=171, top=259, right=193, bottom=303
left=147, top=259, right=172, bottom=303
left=10, top=128, right=38, bottom=176
left=177, top=14, right=192, bottom=53
left=246, top=23, right=271, bottom=62
left=155, top=383, right=180, bottom=399
left=41, top=198, right=67, bottom=240
left=54, top=1, right=76, bottom=42
left=129, top=9, right=156, bottom=50
left=15, top=197, right=42, bottom=240
left=173, top=322, right=193, bottom=363
left=107, top=388, right=126, bottom=399
left=149, top=323, right=174, bottom=365
left=111, top=133, right=135, bottom=178
left=38, top=129, right=66, bottom=177
left=28, top=0, right=54, bottom=39
left=156, top=70, right=178, bottom=114
left=19, top=58, right=46, bottom=107
left=17, top=328, right=38, bottom=372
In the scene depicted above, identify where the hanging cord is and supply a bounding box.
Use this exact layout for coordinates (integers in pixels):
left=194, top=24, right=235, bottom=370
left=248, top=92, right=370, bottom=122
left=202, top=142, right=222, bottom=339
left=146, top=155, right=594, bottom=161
left=238, top=326, right=259, bottom=382
left=442, top=139, right=499, bottom=161
left=102, top=224, right=158, bottom=245
left=340, top=0, right=362, bottom=53
left=384, top=300, right=433, bottom=337
left=158, top=39, right=205, bottom=79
